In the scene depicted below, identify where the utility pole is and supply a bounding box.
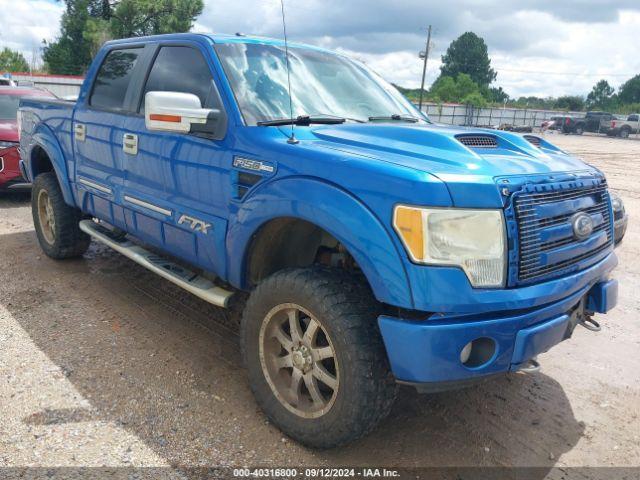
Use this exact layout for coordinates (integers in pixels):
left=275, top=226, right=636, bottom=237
left=418, top=25, right=432, bottom=112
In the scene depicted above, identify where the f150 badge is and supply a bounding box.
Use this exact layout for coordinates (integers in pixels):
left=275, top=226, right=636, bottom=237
left=233, top=156, right=274, bottom=173
left=178, top=214, right=212, bottom=234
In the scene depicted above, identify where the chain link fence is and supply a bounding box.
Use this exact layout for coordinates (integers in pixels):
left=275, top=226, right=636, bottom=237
left=417, top=102, right=640, bottom=140
left=417, top=102, right=581, bottom=130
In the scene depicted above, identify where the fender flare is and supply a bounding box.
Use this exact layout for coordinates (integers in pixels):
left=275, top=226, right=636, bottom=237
left=28, top=124, right=75, bottom=206
left=226, top=177, right=414, bottom=309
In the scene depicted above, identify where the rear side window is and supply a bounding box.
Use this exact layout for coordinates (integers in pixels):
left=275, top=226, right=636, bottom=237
left=140, top=46, right=216, bottom=112
left=90, top=48, right=142, bottom=110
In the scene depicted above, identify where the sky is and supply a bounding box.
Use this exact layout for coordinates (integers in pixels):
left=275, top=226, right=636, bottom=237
left=2, top=0, right=640, bottom=98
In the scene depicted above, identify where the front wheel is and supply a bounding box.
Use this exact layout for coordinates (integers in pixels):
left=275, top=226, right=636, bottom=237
left=31, top=172, right=90, bottom=259
left=574, top=125, right=584, bottom=135
left=241, top=267, right=397, bottom=448
left=619, top=127, right=630, bottom=139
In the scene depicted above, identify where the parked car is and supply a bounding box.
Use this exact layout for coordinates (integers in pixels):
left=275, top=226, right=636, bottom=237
left=0, top=78, right=17, bottom=87
left=584, top=111, right=615, bottom=133
left=0, top=86, right=54, bottom=190
left=546, top=115, right=586, bottom=134
left=606, top=114, right=640, bottom=138
left=19, top=33, right=622, bottom=448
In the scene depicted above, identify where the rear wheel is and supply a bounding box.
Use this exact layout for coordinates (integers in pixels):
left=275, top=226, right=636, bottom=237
left=241, top=267, right=397, bottom=448
left=32, top=172, right=90, bottom=259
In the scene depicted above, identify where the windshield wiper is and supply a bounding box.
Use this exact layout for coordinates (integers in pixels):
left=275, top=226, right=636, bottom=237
left=310, top=113, right=366, bottom=124
left=258, top=115, right=347, bottom=126
left=368, top=114, right=419, bottom=123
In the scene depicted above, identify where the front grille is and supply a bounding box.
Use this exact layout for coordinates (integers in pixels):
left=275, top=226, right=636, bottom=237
left=456, top=135, right=498, bottom=148
left=513, top=180, right=613, bottom=284
left=524, top=135, right=541, bottom=147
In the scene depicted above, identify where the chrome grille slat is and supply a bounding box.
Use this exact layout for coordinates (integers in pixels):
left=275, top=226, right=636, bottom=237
left=513, top=180, right=613, bottom=284
left=516, top=185, right=608, bottom=204
left=519, top=243, right=611, bottom=279
left=519, top=205, right=609, bottom=232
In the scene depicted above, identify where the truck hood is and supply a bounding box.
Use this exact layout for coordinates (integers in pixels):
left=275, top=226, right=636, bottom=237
left=0, top=119, right=18, bottom=142
left=309, top=123, right=595, bottom=207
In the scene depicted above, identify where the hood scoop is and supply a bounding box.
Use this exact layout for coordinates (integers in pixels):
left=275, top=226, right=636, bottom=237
left=456, top=134, right=498, bottom=149
left=523, top=135, right=542, bottom=147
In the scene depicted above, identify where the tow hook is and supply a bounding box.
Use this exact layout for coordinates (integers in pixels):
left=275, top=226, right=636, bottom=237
left=517, top=356, right=541, bottom=373
left=579, top=315, right=601, bottom=332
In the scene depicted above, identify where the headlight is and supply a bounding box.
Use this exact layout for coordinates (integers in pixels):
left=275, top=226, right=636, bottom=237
left=611, top=193, right=624, bottom=214
left=393, top=206, right=506, bottom=288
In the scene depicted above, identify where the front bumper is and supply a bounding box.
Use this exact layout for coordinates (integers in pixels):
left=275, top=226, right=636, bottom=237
left=379, top=275, right=618, bottom=387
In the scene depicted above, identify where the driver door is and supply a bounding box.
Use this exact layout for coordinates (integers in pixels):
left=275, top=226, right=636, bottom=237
left=121, top=43, right=231, bottom=275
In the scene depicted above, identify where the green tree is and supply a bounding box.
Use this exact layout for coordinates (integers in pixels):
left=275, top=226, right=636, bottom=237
left=429, top=76, right=458, bottom=102
left=586, top=79, right=616, bottom=110
left=44, top=0, right=203, bottom=74
left=0, top=48, right=30, bottom=72
left=618, top=74, right=640, bottom=105
left=43, top=0, right=93, bottom=74
left=513, top=96, right=555, bottom=109
left=554, top=95, right=585, bottom=111
left=454, top=73, right=478, bottom=99
left=439, top=32, right=497, bottom=87
left=461, top=91, right=487, bottom=108
left=109, top=0, right=203, bottom=38
left=486, top=86, right=509, bottom=103
left=429, top=73, right=485, bottom=104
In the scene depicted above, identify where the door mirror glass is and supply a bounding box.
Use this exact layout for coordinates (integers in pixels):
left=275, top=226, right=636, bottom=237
left=145, top=91, right=222, bottom=134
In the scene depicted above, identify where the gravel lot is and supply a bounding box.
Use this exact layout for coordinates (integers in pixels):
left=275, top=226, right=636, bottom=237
left=0, top=133, right=638, bottom=475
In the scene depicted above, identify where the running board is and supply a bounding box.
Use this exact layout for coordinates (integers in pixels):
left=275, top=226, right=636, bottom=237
left=79, top=220, right=233, bottom=308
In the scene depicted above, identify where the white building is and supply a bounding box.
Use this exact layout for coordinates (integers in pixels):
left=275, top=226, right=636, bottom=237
left=1, top=72, right=84, bottom=98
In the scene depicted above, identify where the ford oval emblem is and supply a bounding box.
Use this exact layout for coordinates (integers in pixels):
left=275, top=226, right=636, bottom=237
left=572, top=213, right=594, bottom=240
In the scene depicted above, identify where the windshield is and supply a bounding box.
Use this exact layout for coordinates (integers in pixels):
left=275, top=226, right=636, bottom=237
left=215, top=42, right=427, bottom=125
left=0, top=95, right=20, bottom=120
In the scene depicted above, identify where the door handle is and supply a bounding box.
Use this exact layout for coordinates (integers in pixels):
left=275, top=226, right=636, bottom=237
left=123, top=133, right=138, bottom=155
left=74, top=123, right=86, bottom=142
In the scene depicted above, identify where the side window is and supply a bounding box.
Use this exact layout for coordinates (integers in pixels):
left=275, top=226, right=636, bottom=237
left=141, top=46, right=217, bottom=112
left=90, top=48, right=142, bottom=110
left=628, top=115, right=638, bottom=122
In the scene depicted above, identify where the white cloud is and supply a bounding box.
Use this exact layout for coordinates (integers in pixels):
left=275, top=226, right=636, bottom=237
left=3, top=0, right=640, bottom=98
left=197, top=1, right=640, bottom=97
left=0, top=0, right=64, bottom=67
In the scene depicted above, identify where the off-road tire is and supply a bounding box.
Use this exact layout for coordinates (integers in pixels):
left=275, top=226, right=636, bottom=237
left=31, top=172, right=90, bottom=259
left=574, top=124, right=584, bottom=135
left=619, top=127, right=631, bottom=139
left=241, top=267, right=397, bottom=448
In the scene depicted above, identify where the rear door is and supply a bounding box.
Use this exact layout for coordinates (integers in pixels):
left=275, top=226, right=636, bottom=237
left=120, top=42, right=231, bottom=275
left=73, top=46, right=149, bottom=227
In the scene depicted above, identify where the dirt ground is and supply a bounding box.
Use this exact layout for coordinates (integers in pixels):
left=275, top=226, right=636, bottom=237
left=0, top=133, right=638, bottom=475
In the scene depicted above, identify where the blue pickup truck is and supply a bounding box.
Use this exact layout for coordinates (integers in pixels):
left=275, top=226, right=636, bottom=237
left=19, top=33, right=626, bottom=448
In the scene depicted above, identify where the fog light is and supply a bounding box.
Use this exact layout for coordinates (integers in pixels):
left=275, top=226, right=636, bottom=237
left=460, top=337, right=496, bottom=368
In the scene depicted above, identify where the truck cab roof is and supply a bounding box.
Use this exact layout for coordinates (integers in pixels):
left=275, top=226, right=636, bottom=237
left=104, top=32, right=333, bottom=54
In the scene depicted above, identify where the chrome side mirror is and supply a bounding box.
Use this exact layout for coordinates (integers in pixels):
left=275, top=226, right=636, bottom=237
left=145, top=91, right=224, bottom=136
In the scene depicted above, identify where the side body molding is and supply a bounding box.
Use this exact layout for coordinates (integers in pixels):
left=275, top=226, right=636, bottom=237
left=226, top=177, right=414, bottom=309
